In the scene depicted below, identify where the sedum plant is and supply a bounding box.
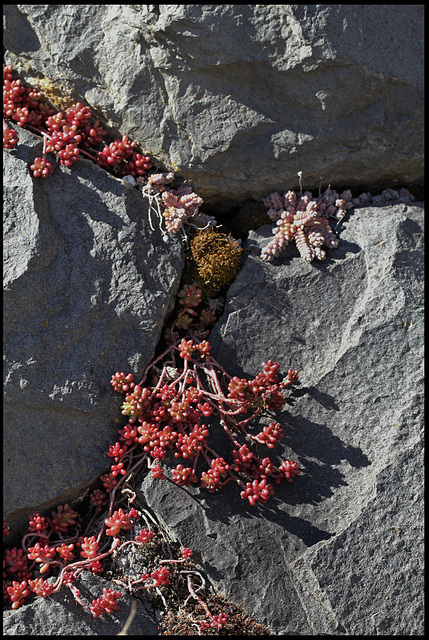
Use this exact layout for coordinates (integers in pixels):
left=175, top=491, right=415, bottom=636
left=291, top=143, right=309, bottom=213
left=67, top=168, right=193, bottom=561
left=107, top=283, right=300, bottom=506
left=261, top=174, right=416, bottom=262
left=3, top=63, right=216, bottom=238
left=4, top=62, right=307, bottom=631
left=3, top=63, right=152, bottom=180
left=2, top=283, right=300, bottom=631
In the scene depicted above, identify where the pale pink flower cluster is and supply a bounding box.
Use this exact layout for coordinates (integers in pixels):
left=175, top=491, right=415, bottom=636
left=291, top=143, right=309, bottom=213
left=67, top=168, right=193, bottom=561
left=161, top=185, right=203, bottom=232
left=262, top=185, right=415, bottom=262
left=141, top=172, right=216, bottom=233
left=144, top=171, right=175, bottom=190
left=261, top=188, right=346, bottom=262
left=350, top=187, right=415, bottom=207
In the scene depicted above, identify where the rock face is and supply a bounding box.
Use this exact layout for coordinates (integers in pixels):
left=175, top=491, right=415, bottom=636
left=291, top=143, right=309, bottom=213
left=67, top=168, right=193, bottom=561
left=137, top=203, right=424, bottom=635
left=3, top=135, right=424, bottom=632
left=3, top=5, right=424, bottom=206
left=3, top=126, right=184, bottom=536
left=3, top=5, right=424, bottom=634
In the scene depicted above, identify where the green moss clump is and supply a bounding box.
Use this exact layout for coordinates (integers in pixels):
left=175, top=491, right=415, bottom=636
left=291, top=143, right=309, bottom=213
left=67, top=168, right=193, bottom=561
left=189, top=229, right=242, bottom=296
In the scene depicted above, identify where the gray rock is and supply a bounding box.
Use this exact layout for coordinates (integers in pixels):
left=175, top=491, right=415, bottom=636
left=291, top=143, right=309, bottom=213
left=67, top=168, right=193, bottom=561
left=137, top=203, right=424, bottom=634
left=2, top=571, right=159, bottom=635
left=4, top=5, right=423, bottom=206
left=3, top=126, right=184, bottom=537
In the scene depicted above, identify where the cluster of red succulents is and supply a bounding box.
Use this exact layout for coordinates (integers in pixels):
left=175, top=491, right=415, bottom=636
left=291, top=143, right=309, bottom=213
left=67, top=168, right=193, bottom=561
left=3, top=282, right=298, bottom=630
left=4, top=65, right=302, bottom=630
left=104, top=283, right=300, bottom=509
left=3, top=64, right=152, bottom=180
left=4, top=64, right=218, bottom=238
left=88, top=587, right=122, bottom=617
left=3, top=504, right=73, bottom=607
left=3, top=498, right=129, bottom=613
left=104, top=507, right=137, bottom=536
left=2, top=498, right=209, bottom=622
left=3, top=288, right=233, bottom=627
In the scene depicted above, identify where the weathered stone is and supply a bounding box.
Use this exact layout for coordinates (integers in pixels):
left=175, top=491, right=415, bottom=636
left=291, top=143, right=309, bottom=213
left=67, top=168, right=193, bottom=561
left=2, top=5, right=424, bottom=632
left=3, top=5, right=423, bottom=206
left=3, top=126, right=184, bottom=536
left=2, top=571, right=159, bottom=635
left=137, top=203, right=424, bottom=634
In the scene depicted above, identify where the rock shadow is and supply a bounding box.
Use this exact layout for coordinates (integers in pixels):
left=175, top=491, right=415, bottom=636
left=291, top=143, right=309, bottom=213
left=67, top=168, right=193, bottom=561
left=166, top=383, right=371, bottom=549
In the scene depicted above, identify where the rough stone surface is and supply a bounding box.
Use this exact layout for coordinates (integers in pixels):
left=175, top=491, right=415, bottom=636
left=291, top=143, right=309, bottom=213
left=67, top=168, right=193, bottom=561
left=3, top=126, right=184, bottom=537
left=2, top=571, right=159, bottom=635
left=137, top=203, right=424, bottom=635
left=4, top=5, right=424, bottom=206
left=3, top=5, right=424, bottom=633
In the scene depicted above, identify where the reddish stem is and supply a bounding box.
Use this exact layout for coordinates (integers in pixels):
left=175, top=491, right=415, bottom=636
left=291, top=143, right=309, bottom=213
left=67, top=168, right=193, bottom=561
left=186, top=575, right=214, bottom=620
left=51, top=536, right=121, bottom=594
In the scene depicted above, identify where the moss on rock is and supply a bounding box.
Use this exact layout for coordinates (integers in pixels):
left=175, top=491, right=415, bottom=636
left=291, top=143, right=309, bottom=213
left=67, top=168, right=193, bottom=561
left=189, top=229, right=242, bottom=296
